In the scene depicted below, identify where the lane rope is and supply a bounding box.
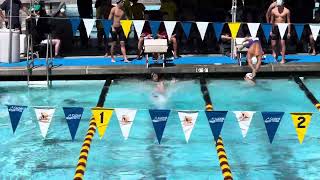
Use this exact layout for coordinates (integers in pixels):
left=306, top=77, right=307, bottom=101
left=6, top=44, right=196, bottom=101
left=294, top=77, right=320, bottom=111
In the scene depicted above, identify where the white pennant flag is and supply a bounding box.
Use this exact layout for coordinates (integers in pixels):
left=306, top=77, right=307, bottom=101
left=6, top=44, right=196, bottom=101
left=83, top=19, right=96, bottom=38
left=178, top=111, right=198, bottom=143
left=35, top=107, right=55, bottom=138
left=133, top=20, right=145, bottom=37
left=233, top=111, right=256, bottom=138
left=277, top=23, right=288, bottom=40
left=247, top=23, right=260, bottom=38
left=115, top=108, right=137, bottom=140
left=196, top=22, right=209, bottom=40
left=309, top=24, right=320, bottom=41
left=163, top=21, right=177, bottom=39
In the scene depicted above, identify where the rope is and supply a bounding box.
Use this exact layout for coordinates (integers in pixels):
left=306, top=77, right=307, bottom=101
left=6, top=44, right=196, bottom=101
left=200, top=78, right=233, bottom=180
left=73, top=79, right=112, bottom=180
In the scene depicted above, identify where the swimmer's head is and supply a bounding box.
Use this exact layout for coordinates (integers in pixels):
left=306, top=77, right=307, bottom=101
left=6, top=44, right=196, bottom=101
left=276, top=0, right=284, bottom=6
left=245, top=73, right=254, bottom=80
left=151, top=73, right=159, bottom=82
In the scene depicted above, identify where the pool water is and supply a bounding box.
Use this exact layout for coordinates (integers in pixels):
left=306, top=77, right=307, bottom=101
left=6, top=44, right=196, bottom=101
left=0, top=79, right=319, bottom=179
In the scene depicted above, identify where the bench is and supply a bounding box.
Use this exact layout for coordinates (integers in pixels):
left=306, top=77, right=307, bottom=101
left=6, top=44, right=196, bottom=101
left=144, top=39, right=169, bottom=68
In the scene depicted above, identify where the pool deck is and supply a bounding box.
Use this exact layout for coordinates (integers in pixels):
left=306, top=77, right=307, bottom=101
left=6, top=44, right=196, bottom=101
left=1, top=54, right=320, bottom=79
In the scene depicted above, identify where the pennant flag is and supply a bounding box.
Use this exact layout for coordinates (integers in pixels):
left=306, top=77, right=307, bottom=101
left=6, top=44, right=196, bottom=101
left=213, top=22, right=224, bottom=40
left=115, top=108, right=137, bottom=140
left=206, top=111, right=228, bottom=142
left=262, top=112, right=284, bottom=143
left=277, top=23, right=288, bottom=39
left=149, top=21, right=161, bottom=38
left=309, top=24, right=320, bottom=41
left=63, top=107, right=84, bottom=140
left=294, top=24, right=304, bottom=41
left=133, top=20, right=145, bottom=37
left=83, top=19, right=95, bottom=38
left=7, top=105, right=27, bottom=133
left=291, top=113, right=313, bottom=144
left=69, top=18, right=81, bottom=34
left=228, top=22, right=241, bottom=39
left=181, top=22, right=192, bottom=38
left=247, top=23, right=260, bottom=38
left=163, top=21, right=177, bottom=39
left=233, top=111, right=255, bottom=138
left=196, top=22, right=209, bottom=40
left=92, top=108, right=113, bottom=139
left=178, top=111, right=198, bottom=143
left=102, top=20, right=112, bottom=37
left=120, top=20, right=133, bottom=38
left=262, top=23, right=272, bottom=40
left=34, top=107, right=55, bottom=138
left=149, top=109, right=170, bottom=144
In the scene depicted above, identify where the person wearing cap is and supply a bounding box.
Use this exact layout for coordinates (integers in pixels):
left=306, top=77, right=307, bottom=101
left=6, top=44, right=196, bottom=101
left=270, top=0, right=291, bottom=64
left=0, top=0, right=29, bottom=30
left=108, top=0, right=129, bottom=63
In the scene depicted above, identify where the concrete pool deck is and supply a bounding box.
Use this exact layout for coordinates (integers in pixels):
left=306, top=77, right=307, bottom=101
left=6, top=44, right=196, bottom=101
left=1, top=54, right=320, bottom=79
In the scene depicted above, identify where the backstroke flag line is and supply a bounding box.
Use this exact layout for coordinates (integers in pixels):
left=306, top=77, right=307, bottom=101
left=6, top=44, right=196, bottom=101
left=291, top=113, right=313, bottom=144
left=228, top=22, right=241, bottom=39
left=213, top=22, right=224, bottom=40
left=233, top=111, right=255, bottom=138
left=92, top=108, right=113, bottom=139
left=262, top=23, right=272, bottom=40
left=182, top=22, right=192, bottom=38
left=196, top=22, right=209, bottom=40
left=247, top=23, right=260, bottom=38
left=69, top=18, right=81, bottom=34
left=115, top=108, right=137, bottom=140
left=309, top=24, right=320, bottom=41
left=34, top=107, right=55, bottom=138
left=178, top=111, right=199, bottom=143
left=133, top=20, right=145, bottom=37
left=83, top=19, right=95, bottom=38
left=63, top=107, right=84, bottom=140
left=206, top=111, right=228, bottom=142
left=102, top=20, right=113, bottom=37
left=149, top=109, right=170, bottom=144
left=277, top=23, right=288, bottom=40
left=163, top=21, right=177, bottom=39
left=262, top=112, right=284, bottom=143
left=7, top=105, right=27, bottom=133
left=121, top=20, right=133, bottom=38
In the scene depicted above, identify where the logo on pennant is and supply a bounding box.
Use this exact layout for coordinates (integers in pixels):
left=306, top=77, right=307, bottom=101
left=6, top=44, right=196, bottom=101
left=63, top=107, right=84, bottom=140
left=234, top=111, right=255, bottom=138
left=7, top=105, right=27, bottom=133
left=206, top=111, right=228, bottom=142
left=178, top=111, right=198, bottom=143
left=121, top=20, right=133, bottom=38
left=34, top=107, right=55, bottom=138
left=228, top=22, right=241, bottom=39
left=92, top=108, right=113, bottom=139
left=149, top=109, right=170, bottom=144
left=115, top=108, right=137, bottom=140
left=291, top=113, right=313, bottom=144
left=261, top=112, right=284, bottom=143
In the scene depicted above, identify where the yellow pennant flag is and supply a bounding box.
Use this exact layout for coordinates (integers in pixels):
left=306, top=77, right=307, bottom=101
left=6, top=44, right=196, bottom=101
left=291, top=113, right=313, bottom=144
left=92, top=108, right=113, bottom=139
left=228, top=22, right=241, bottom=39
left=120, top=20, right=133, bottom=38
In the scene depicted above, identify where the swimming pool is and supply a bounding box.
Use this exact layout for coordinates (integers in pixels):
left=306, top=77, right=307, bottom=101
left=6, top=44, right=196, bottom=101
left=0, top=78, right=319, bottom=179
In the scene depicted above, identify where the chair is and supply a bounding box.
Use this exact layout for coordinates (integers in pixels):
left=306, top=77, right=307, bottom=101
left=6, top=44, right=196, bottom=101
left=143, top=39, right=169, bottom=68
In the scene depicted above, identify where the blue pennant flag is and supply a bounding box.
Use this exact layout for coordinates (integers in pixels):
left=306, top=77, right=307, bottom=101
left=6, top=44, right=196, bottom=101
left=149, top=109, right=170, bottom=144
left=262, top=112, right=284, bottom=143
left=213, top=22, right=224, bottom=40
left=69, top=18, right=81, bottom=35
left=63, top=107, right=84, bottom=140
left=102, top=20, right=113, bottom=37
left=262, top=23, right=272, bottom=41
left=181, top=22, right=192, bottom=38
left=7, top=105, right=27, bottom=133
left=206, top=111, right=228, bottom=142
left=294, top=24, right=304, bottom=41
left=149, top=21, right=161, bottom=38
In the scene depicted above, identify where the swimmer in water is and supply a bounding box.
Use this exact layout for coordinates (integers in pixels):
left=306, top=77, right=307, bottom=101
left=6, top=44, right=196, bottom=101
left=151, top=72, right=165, bottom=95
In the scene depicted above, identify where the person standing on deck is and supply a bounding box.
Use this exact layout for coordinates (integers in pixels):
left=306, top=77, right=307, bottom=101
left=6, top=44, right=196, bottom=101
left=108, top=0, right=129, bottom=63
left=270, top=0, right=291, bottom=64
left=77, top=0, right=93, bottom=48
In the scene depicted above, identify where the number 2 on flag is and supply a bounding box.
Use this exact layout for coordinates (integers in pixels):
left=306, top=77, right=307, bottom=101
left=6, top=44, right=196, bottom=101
left=297, top=117, right=306, bottom=128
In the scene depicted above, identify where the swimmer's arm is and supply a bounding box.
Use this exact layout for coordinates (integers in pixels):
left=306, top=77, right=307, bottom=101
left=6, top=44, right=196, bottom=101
left=270, top=9, right=275, bottom=26
left=266, top=3, right=275, bottom=23
left=108, top=7, right=115, bottom=20
left=287, top=10, right=291, bottom=34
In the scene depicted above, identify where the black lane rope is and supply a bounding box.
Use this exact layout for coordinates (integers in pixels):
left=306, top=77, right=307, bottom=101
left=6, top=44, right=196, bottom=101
left=200, top=78, right=233, bottom=180
left=74, top=79, right=112, bottom=180
left=293, top=77, right=320, bottom=110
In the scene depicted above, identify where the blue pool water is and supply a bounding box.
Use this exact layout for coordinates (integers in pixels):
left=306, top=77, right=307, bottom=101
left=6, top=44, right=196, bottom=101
left=0, top=79, right=319, bottom=179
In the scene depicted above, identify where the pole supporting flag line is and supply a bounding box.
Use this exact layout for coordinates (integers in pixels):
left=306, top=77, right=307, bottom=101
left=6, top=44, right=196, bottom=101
left=294, top=77, right=320, bottom=111
left=200, top=78, right=233, bottom=180
left=74, top=79, right=112, bottom=180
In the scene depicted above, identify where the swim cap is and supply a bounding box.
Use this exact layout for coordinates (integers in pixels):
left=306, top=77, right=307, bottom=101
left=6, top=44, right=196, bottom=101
left=252, top=56, right=257, bottom=64
left=245, top=73, right=254, bottom=80
left=60, top=8, right=65, bottom=13
left=276, top=0, right=284, bottom=6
